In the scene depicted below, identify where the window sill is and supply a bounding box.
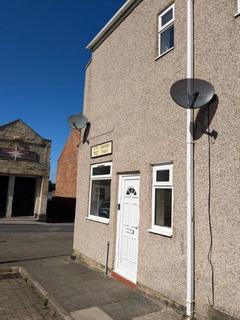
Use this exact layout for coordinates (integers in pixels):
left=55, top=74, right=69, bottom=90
left=86, top=216, right=109, bottom=225
left=155, top=47, right=174, bottom=61
left=148, top=227, right=172, bottom=237
left=234, top=12, right=240, bottom=18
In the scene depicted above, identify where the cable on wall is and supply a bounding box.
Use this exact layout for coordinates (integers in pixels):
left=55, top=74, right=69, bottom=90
left=207, top=104, right=215, bottom=307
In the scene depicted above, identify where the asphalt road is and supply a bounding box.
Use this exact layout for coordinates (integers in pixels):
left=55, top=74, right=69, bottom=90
left=0, top=223, right=74, bottom=264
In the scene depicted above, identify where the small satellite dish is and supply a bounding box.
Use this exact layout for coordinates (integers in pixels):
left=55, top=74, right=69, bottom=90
left=68, top=113, right=88, bottom=130
left=170, top=78, right=215, bottom=109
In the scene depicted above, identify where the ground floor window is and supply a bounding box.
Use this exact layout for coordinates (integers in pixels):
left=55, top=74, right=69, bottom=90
left=150, top=164, right=173, bottom=236
left=88, top=162, right=112, bottom=222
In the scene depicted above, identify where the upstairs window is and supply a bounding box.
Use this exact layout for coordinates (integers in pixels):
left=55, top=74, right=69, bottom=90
left=158, top=4, right=175, bottom=56
left=88, top=162, right=112, bottom=223
left=150, top=164, right=173, bottom=236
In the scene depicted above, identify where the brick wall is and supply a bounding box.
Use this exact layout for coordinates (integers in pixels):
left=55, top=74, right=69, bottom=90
left=55, top=130, right=80, bottom=198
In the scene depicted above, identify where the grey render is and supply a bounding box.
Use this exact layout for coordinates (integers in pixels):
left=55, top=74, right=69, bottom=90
left=73, top=1, right=240, bottom=319
left=0, top=119, right=51, bottom=219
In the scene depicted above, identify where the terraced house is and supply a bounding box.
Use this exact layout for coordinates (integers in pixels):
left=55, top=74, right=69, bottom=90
left=73, top=1, right=240, bottom=319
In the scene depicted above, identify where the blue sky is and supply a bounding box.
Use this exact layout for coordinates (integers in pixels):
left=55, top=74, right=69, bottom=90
left=0, top=0, right=126, bottom=181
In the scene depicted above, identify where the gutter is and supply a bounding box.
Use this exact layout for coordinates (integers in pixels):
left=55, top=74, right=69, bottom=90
left=86, top=0, right=143, bottom=52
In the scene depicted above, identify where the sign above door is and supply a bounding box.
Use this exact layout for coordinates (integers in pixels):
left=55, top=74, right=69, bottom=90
left=91, top=141, right=112, bottom=158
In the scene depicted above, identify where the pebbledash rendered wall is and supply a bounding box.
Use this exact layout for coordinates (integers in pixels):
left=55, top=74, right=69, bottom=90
left=194, top=0, right=240, bottom=319
left=73, top=0, right=240, bottom=319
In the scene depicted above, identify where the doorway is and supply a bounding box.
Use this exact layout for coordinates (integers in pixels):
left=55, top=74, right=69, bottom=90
left=115, top=175, right=140, bottom=283
left=12, top=177, right=36, bottom=216
left=0, top=176, right=9, bottom=217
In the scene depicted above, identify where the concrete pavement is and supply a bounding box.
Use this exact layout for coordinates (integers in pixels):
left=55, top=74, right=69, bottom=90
left=0, top=223, right=183, bottom=320
left=2, top=256, right=183, bottom=320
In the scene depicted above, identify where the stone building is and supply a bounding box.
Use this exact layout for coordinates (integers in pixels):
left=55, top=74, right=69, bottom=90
left=0, top=119, right=51, bottom=220
left=73, top=1, right=240, bottom=320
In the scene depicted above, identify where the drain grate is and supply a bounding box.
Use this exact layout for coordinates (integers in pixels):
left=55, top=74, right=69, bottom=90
left=0, top=273, right=21, bottom=280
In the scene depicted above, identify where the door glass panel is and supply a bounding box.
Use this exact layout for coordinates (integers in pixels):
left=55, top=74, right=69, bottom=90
left=126, top=187, right=137, bottom=196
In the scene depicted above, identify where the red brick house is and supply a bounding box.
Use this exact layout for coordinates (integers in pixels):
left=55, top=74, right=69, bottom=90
left=47, top=130, right=80, bottom=222
left=55, top=130, right=80, bottom=198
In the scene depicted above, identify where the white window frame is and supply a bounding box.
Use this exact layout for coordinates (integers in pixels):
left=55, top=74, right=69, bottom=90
left=157, top=3, right=175, bottom=58
left=234, top=0, right=240, bottom=16
left=87, top=162, right=112, bottom=224
left=149, top=164, right=173, bottom=237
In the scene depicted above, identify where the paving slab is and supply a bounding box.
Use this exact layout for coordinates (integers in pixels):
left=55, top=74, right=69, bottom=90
left=100, top=294, right=165, bottom=320
left=70, top=307, right=113, bottom=320
left=132, top=308, right=183, bottom=320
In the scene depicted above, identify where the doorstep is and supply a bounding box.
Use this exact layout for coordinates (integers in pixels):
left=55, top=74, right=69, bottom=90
left=111, top=271, right=137, bottom=289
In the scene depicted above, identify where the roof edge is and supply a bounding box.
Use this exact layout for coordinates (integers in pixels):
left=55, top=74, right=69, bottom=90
left=0, top=119, right=51, bottom=144
left=86, top=0, right=143, bottom=52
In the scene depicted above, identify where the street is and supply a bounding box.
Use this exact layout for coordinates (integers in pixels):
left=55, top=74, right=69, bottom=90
left=0, top=223, right=74, bottom=264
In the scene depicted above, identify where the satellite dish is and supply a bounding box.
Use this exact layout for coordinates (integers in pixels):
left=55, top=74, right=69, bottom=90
left=68, top=113, right=89, bottom=130
left=170, top=78, right=215, bottom=109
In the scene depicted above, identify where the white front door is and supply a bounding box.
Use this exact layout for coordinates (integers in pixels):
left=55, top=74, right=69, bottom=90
left=115, top=175, right=140, bottom=283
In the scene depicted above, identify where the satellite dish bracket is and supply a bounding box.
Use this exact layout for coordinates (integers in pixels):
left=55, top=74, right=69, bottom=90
left=189, top=91, right=200, bottom=108
left=83, top=122, right=91, bottom=144
left=73, top=121, right=91, bottom=144
left=202, top=129, right=218, bottom=140
left=72, top=122, right=79, bottom=130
